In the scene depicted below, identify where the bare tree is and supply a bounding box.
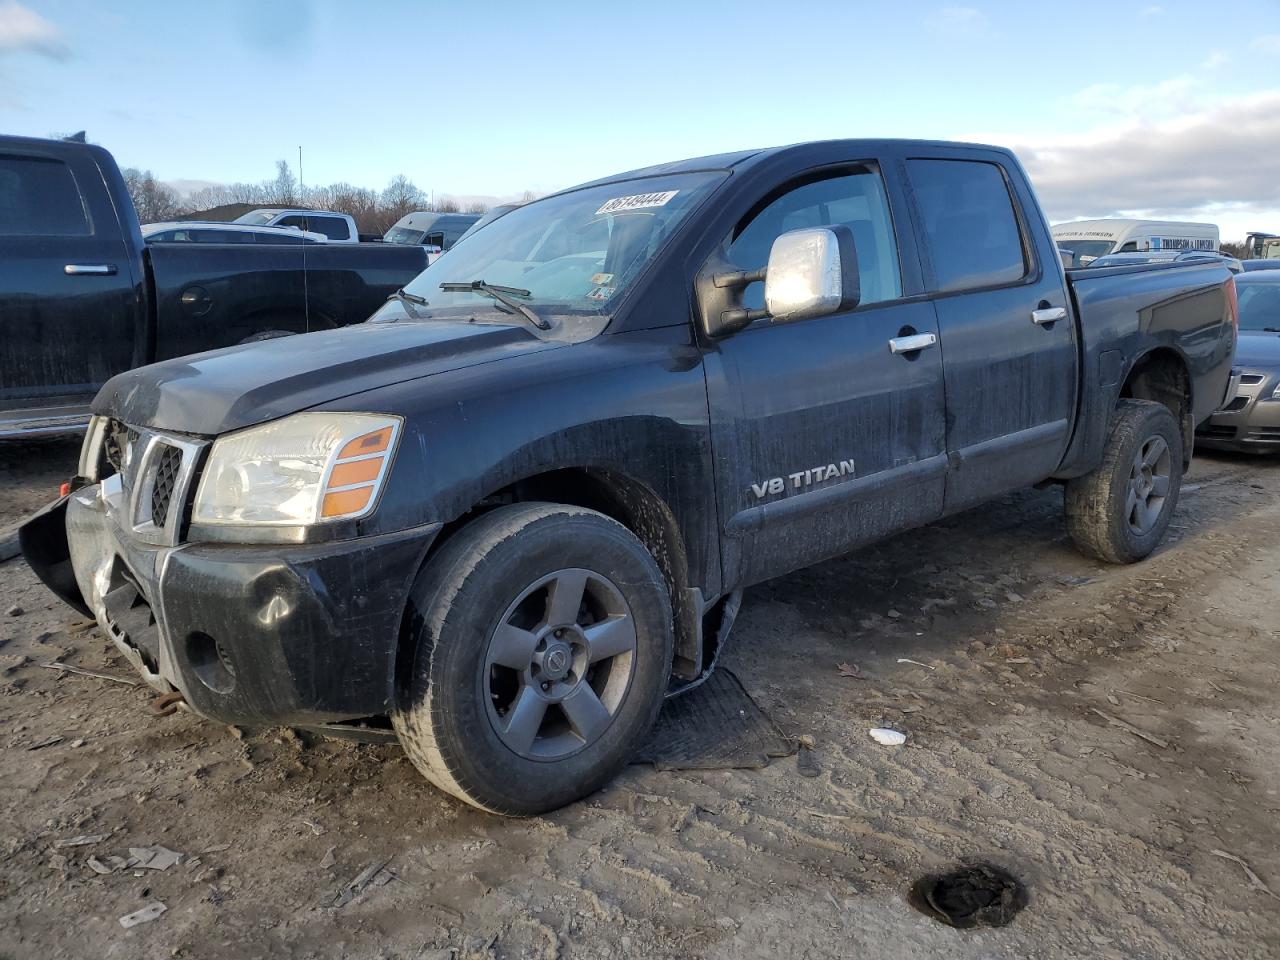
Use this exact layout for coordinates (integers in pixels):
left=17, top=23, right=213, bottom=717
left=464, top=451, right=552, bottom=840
left=268, top=160, right=297, bottom=205
left=121, top=168, right=183, bottom=224
left=465, top=200, right=489, bottom=214
left=380, top=174, right=424, bottom=224
left=435, top=196, right=461, bottom=213
left=520, top=190, right=539, bottom=203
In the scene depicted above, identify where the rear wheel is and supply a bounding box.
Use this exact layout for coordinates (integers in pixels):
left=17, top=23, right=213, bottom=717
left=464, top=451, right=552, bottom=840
left=1065, top=399, right=1183, bottom=564
left=393, top=503, right=673, bottom=814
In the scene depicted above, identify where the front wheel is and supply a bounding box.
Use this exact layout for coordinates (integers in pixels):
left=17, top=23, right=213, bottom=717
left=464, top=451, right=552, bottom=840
left=393, top=503, right=673, bottom=815
left=1065, top=399, right=1183, bottom=564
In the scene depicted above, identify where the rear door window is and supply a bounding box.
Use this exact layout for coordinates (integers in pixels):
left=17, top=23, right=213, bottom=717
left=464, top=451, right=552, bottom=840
left=254, top=230, right=314, bottom=244
left=728, top=166, right=903, bottom=310
left=907, top=159, right=1028, bottom=293
left=0, top=154, right=91, bottom=236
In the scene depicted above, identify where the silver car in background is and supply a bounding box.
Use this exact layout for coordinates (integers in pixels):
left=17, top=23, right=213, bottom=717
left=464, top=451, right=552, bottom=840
left=1198, top=271, right=1280, bottom=452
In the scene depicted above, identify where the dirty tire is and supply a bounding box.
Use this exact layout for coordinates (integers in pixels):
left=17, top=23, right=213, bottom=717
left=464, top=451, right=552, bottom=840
left=393, top=503, right=674, bottom=815
left=238, top=329, right=295, bottom=344
left=1065, top=399, right=1183, bottom=564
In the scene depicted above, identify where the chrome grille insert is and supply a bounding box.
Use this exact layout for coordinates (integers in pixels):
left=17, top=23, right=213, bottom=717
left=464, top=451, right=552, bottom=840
left=150, top=444, right=183, bottom=528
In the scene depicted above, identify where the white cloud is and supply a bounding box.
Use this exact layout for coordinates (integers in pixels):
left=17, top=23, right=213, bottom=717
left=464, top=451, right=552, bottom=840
left=1200, top=50, right=1229, bottom=70
left=1140, top=4, right=1164, bottom=15
left=0, top=1, right=68, bottom=59
left=974, top=90, right=1280, bottom=241
left=926, top=6, right=984, bottom=32
left=1069, top=75, right=1202, bottom=121
left=1251, top=34, right=1280, bottom=54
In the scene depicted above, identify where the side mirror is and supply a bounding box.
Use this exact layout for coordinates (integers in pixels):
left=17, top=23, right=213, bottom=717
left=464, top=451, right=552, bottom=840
left=1058, top=247, right=1074, bottom=270
left=696, top=224, right=862, bottom=338
left=763, top=226, right=860, bottom=323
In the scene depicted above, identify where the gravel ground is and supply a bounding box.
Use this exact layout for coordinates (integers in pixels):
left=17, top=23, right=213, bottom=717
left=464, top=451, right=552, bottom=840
left=1, top=439, right=1278, bottom=959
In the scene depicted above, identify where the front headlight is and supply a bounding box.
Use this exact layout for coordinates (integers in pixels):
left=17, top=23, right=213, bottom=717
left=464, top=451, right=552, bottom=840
left=1271, top=381, right=1280, bottom=401
left=193, top=413, right=402, bottom=525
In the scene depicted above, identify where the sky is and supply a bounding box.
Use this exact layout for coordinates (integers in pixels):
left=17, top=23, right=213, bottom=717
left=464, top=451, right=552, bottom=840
left=2, top=0, right=1279, bottom=239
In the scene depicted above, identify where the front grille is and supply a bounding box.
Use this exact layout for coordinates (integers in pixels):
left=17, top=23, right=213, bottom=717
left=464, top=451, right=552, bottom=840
left=150, top=444, right=183, bottom=527
left=1240, top=374, right=1266, bottom=385
left=1253, top=427, right=1280, bottom=439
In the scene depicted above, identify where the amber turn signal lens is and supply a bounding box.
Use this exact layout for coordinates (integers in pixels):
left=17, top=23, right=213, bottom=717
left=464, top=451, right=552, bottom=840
left=327, top=457, right=382, bottom=488
left=337, top=427, right=393, bottom=460
left=321, top=486, right=373, bottom=518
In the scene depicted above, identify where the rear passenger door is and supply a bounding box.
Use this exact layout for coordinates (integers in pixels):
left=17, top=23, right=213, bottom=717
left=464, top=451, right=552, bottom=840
left=0, top=145, right=138, bottom=409
left=703, top=163, right=948, bottom=587
left=906, top=155, right=1077, bottom=510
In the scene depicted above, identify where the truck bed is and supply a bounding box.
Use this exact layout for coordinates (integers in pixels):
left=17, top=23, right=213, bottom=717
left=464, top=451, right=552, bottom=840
left=1055, top=259, right=1237, bottom=477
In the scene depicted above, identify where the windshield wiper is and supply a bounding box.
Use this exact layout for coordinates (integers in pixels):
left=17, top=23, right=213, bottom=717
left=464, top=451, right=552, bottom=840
left=439, top=280, right=551, bottom=331
left=1261, top=327, right=1280, bottom=333
left=386, top=287, right=429, bottom=319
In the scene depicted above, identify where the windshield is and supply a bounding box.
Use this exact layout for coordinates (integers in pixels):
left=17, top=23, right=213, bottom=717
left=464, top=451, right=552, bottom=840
left=388, top=171, right=725, bottom=327
left=1056, top=239, right=1116, bottom=267
left=234, top=210, right=278, bottom=225
left=384, top=226, right=427, bottom=245
left=1237, top=281, right=1280, bottom=332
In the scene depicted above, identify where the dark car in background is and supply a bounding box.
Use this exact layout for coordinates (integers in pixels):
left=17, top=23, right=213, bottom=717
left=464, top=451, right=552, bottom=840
left=0, top=135, right=428, bottom=438
left=1086, top=250, right=1244, bottom=273
left=1197, top=271, right=1280, bottom=452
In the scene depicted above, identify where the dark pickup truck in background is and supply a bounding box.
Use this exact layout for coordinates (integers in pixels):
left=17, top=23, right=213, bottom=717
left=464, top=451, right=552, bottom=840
left=0, top=135, right=428, bottom=437
left=23, top=138, right=1237, bottom=815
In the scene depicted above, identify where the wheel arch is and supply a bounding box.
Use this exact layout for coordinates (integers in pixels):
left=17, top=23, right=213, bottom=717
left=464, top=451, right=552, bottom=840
left=1119, top=346, right=1193, bottom=460
left=397, top=465, right=707, bottom=694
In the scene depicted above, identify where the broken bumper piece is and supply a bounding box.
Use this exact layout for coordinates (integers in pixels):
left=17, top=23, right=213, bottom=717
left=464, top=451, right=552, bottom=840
left=34, top=483, right=440, bottom=727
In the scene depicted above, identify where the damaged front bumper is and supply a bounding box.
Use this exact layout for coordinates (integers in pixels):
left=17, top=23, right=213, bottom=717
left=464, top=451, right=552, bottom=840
left=22, top=484, right=440, bottom=727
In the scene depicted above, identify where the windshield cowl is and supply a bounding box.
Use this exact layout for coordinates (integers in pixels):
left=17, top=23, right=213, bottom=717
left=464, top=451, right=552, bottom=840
left=367, top=298, right=609, bottom=345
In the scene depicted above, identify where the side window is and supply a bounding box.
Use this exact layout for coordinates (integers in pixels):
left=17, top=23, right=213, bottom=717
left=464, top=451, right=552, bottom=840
left=1118, top=241, right=1137, bottom=252
left=276, top=214, right=307, bottom=230
left=907, top=159, right=1028, bottom=293
left=255, top=230, right=311, bottom=244
left=309, top=216, right=350, bottom=240
left=196, top=229, right=253, bottom=243
left=728, top=167, right=902, bottom=310
left=424, top=232, right=445, bottom=248
left=0, top=154, right=91, bottom=237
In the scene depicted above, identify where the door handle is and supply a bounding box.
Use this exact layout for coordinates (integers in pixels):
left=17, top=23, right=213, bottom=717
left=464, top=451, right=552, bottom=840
left=888, top=332, right=938, bottom=355
left=64, top=264, right=117, bottom=276
left=1032, top=306, right=1067, bottom=325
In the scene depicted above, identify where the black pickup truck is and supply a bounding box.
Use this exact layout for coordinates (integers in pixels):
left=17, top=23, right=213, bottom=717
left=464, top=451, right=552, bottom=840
left=22, top=139, right=1237, bottom=815
left=0, top=135, right=427, bottom=437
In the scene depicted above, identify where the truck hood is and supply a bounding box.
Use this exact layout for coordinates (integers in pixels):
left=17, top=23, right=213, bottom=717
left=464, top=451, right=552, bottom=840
left=94, top=320, right=560, bottom=435
left=1235, top=331, right=1280, bottom=370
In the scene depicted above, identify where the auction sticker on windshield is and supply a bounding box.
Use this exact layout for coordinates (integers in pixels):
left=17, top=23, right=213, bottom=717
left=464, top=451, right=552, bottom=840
left=596, top=191, right=678, bottom=215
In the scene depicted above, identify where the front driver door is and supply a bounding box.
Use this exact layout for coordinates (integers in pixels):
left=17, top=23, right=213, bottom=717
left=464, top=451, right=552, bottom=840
left=701, top=163, right=948, bottom=588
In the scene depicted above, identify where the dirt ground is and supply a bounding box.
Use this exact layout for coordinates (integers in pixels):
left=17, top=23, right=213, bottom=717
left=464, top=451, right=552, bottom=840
left=2, top=438, right=1279, bottom=960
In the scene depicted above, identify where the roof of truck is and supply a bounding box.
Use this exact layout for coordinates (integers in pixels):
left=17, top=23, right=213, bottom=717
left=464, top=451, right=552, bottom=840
left=569, top=139, right=1012, bottom=191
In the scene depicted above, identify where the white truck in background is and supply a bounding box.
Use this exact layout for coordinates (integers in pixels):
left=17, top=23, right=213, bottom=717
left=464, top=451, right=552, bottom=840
left=1053, top=219, right=1219, bottom=267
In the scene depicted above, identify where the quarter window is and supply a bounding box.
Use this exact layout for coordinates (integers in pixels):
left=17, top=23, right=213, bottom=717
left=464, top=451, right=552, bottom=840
left=908, top=159, right=1028, bottom=293
left=728, top=167, right=902, bottom=310
left=0, top=155, right=91, bottom=237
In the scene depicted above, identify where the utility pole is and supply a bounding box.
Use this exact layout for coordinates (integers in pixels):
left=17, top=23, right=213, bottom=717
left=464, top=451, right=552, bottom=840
left=298, top=146, right=304, bottom=203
